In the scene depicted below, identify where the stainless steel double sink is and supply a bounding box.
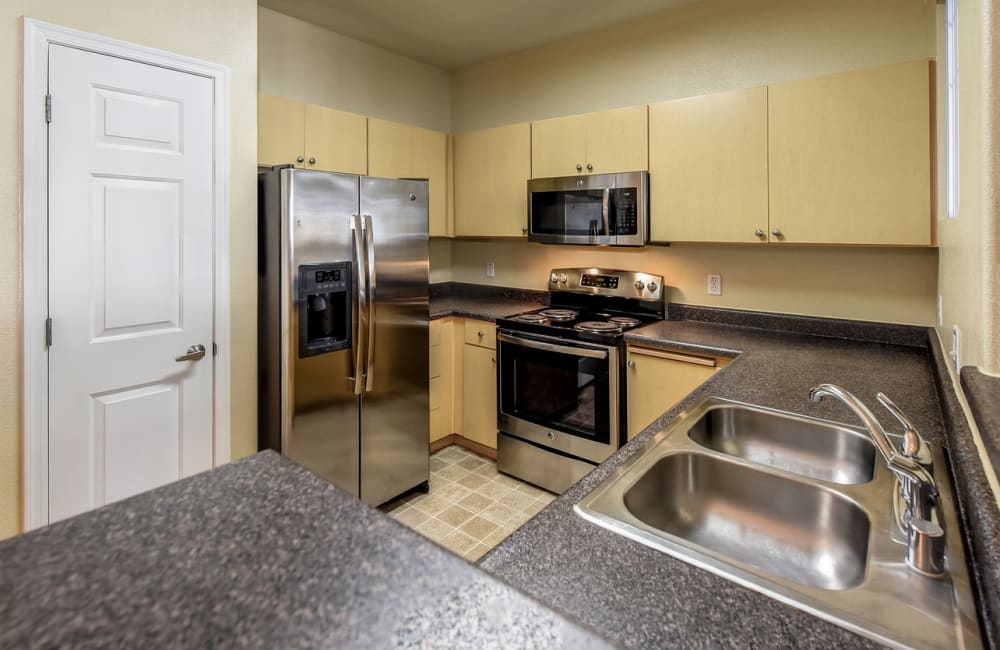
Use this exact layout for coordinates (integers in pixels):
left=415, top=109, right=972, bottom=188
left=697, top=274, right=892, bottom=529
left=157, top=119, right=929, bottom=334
left=575, top=397, right=982, bottom=649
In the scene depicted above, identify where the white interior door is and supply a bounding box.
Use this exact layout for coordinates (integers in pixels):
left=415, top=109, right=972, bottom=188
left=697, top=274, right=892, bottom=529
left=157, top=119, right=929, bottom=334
left=47, top=44, right=216, bottom=522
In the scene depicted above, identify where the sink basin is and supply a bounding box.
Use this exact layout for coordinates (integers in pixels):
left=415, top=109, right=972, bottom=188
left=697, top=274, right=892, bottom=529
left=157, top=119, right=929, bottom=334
left=575, top=397, right=982, bottom=650
left=686, top=404, right=876, bottom=485
left=624, top=452, right=869, bottom=590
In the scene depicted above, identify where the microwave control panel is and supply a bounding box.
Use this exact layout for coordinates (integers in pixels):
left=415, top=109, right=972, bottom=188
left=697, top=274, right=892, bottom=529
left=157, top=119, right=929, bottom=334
left=611, top=188, right=638, bottom=235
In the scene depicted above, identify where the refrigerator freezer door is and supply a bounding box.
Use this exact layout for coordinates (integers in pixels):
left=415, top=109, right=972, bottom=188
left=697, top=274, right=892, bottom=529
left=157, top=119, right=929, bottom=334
left=285, top=169, right=363, bottom=495
left=358, top=177, right=430, bottom=506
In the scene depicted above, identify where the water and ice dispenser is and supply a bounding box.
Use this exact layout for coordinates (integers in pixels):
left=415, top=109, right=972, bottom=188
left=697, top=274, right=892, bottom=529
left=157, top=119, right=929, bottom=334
left=298, top=261, right=351, bottom=358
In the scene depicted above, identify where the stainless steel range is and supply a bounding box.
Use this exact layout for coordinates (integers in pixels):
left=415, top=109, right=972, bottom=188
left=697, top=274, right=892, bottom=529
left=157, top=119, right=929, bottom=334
left=496, top=268, right=665, bottom=494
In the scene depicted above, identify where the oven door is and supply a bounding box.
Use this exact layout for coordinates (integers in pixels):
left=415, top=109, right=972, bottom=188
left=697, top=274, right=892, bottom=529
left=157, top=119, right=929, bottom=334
left=497, top=331, right=619, bottom=464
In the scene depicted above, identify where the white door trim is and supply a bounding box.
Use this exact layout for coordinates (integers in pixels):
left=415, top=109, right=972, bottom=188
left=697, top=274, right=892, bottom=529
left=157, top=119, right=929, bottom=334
left=21, top=18, right=232, bottom=531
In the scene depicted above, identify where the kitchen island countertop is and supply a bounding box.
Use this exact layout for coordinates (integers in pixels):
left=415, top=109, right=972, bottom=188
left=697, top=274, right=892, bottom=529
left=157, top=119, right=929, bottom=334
left=0, top=451, right=612, bottom=649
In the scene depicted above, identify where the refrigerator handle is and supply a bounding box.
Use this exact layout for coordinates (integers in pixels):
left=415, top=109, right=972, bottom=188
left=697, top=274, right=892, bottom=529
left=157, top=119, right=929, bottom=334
left=350, top=214, right=367, bottom=395
left=363, top=213, right=377, bottom=392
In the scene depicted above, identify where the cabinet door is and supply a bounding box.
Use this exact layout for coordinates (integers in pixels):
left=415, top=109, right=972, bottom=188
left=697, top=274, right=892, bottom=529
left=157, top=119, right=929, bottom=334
left=626, top=348, right=718, bottom=439
left=258, top=93, right=304, bottom=167
left=649, top=88, right=767, bottom=243
left=584, top=105, right=648, bottom=174
left=768, top=60, right=933, bottom=245
left=304, top=104, right=367, bottom=175
left=368, top=118, right=448, bottom=237
left=462, top=344, right=498, bottom=449
left=429, top=318, right=454, bottom=443
left=531, top=113, right=588, bottom=178
left=454, top=123, right=532, bottom=237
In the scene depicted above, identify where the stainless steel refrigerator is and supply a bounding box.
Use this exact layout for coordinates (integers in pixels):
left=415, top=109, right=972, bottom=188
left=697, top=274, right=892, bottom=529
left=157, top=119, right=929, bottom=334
left=258, top=167, right=429, bottom=506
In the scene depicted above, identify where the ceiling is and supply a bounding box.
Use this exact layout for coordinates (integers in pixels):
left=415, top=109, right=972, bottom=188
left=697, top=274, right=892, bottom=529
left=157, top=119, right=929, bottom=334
left=258, top=0, right=700, bottom=70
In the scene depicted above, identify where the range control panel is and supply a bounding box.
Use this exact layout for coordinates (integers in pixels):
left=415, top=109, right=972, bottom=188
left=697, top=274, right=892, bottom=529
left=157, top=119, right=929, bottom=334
left=580, top=274, right=620, bottom=289
left=548, top=267, right=664, bottom=302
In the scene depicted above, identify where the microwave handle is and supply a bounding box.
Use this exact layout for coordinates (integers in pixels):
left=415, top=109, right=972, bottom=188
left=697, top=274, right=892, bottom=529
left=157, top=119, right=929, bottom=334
left=601, top=188, right=611, bottom=237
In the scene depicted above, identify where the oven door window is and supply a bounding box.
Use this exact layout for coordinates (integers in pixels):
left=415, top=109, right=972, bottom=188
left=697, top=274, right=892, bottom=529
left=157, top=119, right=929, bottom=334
left=499, top=339, right=611, bottom=444
left=530, top=190, right=608, bottom=237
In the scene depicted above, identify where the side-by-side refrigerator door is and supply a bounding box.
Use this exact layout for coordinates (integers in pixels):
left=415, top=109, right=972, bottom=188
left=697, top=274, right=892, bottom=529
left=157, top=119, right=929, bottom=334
left=358, top=176, right=430, bottom=506
left=284, top=169, right=363, bottom=496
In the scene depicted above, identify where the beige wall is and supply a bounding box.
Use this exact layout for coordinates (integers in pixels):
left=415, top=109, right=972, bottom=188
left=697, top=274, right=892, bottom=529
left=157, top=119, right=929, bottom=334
left=936, top=0, right=995, bottom=372
left=453, top=242, right=937, bottom=325
left=258, top=7, right=451, bottom=133
left=0, top=0, right=258, bottom=539
left=447, top=0, right=939, bottom=325
left=451, top=0, right=936, bottom=132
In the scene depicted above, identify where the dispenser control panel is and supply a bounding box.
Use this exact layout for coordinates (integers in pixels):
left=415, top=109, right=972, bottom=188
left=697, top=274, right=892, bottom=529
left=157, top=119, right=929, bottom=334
left=298, top=261, right=352, bottom=358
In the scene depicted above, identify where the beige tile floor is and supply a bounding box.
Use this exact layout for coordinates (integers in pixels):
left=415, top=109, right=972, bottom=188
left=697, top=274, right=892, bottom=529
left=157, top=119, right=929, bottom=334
left=380, top=445, right=556, bottom=562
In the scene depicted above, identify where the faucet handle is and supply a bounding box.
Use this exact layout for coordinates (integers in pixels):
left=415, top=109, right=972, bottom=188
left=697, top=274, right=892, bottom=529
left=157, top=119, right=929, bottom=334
left=876, top=392, right=932, bottom=464
left=906, top=516, right=946, bottom=577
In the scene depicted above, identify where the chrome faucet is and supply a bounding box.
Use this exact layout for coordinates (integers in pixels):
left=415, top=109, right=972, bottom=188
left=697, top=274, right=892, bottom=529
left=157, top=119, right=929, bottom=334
left=809, top=384, right=946, bottom=577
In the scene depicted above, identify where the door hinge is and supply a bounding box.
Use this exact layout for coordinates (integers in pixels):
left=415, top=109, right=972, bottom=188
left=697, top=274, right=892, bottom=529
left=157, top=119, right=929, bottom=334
left=45, top=317, right=52, bottom=347
left=45, top=94, right=52, bottom=124
left=213, top=342, right=218, bottom=357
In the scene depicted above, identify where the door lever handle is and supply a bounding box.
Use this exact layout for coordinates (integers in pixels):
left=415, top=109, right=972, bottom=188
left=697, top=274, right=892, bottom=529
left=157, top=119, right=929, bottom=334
left=175, top=344, right=206, bottom=362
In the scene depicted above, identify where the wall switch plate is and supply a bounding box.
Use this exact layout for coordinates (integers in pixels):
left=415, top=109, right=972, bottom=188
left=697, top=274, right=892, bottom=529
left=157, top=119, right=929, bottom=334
left=486, top=261, right=495, bottom=278
left=708, top=274, right=722, bottom=296
left=951, top=325, right=961, bottom=373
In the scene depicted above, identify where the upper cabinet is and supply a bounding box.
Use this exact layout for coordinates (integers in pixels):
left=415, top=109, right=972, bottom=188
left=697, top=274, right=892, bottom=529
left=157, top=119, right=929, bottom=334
left=767, top=60, right=934, bottom=245
left=258, top=94, right=367, bottom=175
left=368, top=118, right=449, bottom=237
left=454, top=123, right=532, bottom=237
left=649, top=87, right=768, bottom=243
left=531, top=105, right=648, bottom=178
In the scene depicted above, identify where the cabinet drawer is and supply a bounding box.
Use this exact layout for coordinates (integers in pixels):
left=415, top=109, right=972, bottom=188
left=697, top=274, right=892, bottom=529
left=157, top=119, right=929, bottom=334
left=430, top=376, right=443, bottom=411
left=429, top=319, right=443, bottom=347
left=430, top=343, right=444, bottom=379
left=429, top=407, right=450, bottom=442
left=463, top=320, right=496, bottom=349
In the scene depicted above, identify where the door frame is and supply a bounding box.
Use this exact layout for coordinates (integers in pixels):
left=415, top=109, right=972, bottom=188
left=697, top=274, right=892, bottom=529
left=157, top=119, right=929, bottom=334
left=21, top=18, right=232, bottom=531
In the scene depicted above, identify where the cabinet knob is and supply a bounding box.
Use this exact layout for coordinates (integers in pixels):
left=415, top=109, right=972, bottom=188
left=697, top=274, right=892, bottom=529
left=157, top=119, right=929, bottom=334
left=521, top=226, right=528, bottom=234
left=491, top=356, right=496, bottom=364
left=575, top=164, right=583, bottom=172
left=771, top=228, right=783, bottom=237
left=754, top=229, right=765, bottom=238
left=628, top=360, right=636, bottom=369
left=308, top=157, right=316, bottom=165
left=586, top=163, right=593, bottom=171
left=478, top=331, right=485, bottom=337
left=296, top=156, right=304, bottom=163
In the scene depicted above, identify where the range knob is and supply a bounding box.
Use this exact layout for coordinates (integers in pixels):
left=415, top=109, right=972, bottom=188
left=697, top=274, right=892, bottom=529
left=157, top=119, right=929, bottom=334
left=550, top=273, right=560, bottom=284
left=634, top=280, right=645, bottom=291
left=647, top=281, right=658, bottom=292
left=558, top=273, right=568, bottom=284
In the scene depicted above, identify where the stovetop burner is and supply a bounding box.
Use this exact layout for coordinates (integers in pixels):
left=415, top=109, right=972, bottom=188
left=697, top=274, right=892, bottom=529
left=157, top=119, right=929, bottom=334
left=538, top=308, right=578, bottom=321
left=608, top=316, right=641, bottom=327
left=511, top=313, right=550, bottom=324
left=574, top=321, right=624, bottom=334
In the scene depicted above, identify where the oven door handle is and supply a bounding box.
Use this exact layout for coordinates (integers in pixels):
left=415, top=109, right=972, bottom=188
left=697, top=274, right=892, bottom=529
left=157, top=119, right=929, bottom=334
left=498, top=333, right=608, bottom=359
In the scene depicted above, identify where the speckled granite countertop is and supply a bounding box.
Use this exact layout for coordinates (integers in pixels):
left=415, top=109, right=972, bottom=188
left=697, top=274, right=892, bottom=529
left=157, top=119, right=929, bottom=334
left=961, top=367, right=1000, bottom=481
left=430, top=282, right=546, bottom=321
left=0, top=451, right=612, bottom=649
left=481, top=308, right=1000, bottom=649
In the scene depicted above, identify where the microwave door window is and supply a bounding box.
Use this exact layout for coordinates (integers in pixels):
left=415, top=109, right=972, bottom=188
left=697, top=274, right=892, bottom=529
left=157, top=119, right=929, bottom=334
left=531, top=190, right=608, bottom=236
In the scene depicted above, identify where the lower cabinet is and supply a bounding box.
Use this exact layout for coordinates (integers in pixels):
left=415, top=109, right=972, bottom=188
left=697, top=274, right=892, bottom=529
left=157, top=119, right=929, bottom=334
left=626, top=346, right=722, bottom=440
left=462, top=320, right=498, bottom=450
left=429, top=318, right=454, bottom=443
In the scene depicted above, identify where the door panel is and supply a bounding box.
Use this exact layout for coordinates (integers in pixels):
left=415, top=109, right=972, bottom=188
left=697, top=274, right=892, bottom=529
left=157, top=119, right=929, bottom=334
left=649, top=87, right=768, bottom=243
left=285, top=170, right=362, bottom=495
left=304, top=104, right=367, bottom=174
left=584, top=105, right=648, bottom=174
left=258, top=93, right=305, bottom=166
left=48, top=45, right=215, bottom=522
left=454, top=123, right=531, bottom=237
left=359, top=176, right=429, bottom=506
left=531, top=114, right=587, bottom=178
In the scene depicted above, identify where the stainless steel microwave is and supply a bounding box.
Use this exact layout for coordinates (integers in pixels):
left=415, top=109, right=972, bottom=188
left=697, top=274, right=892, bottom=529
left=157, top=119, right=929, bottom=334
left=527, top=171, right=648, bottom=246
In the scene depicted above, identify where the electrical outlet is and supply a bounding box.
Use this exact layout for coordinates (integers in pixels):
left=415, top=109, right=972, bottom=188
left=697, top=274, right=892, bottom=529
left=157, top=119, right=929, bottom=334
left=938, top=295, right=943, bottom=327
left=486, top=261, right=495, bottom=278
left=708, top=274, right=722, bottom=296
left=951, top=325, right=961, bottom=373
